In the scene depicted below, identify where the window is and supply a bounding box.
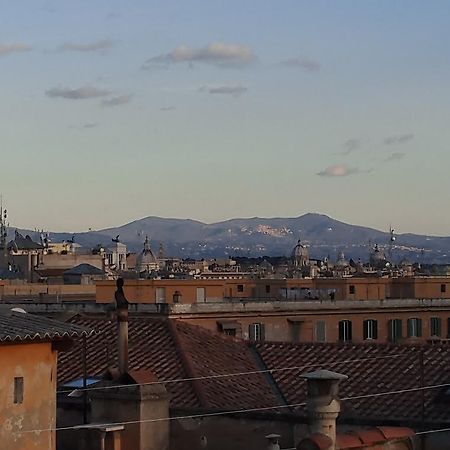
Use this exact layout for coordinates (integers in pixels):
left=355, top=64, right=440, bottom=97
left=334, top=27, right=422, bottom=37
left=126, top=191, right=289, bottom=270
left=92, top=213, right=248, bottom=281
left=430, top=317, right=442, bottom=337
left=155, top=287, right=166, bottom=303
left=237, top=284, right=244, bottom=293
left=407, top=318, right=422, bottom=338
left=349, top=285, right=355, bottom=295
left=315, top=321, right=326, bottom=342
left=172, top=291, right=181, bottom=304
left=249, top=323, right=265, bottom=341
left=224, top=328, right=236, bottom=337
left=265, top=285, right=271, bottom=294
left=363, top=319, right=378, bottom=340
left=290, top=322, right=300, bottom=343
left=196, top=287, right=206, bottom=303
left=441, top=284, right=447, bottom=293
left=388, top=319, right=403, bottom=342
left=14, top=377, right=23, bottom=404
left=338, top=320, right=352, bottom=342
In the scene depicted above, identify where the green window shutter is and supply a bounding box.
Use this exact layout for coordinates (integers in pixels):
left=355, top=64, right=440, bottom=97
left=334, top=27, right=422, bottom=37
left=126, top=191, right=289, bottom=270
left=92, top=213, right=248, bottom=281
left=417, top=318, right=422, bottom=337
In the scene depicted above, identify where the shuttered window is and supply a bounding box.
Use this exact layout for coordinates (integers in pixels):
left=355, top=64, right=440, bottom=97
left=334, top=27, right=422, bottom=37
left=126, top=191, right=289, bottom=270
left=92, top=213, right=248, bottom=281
left=315, top=321, right=326, bottom=342
left=249, top=323, right=265, bottom=341
left=363, top=319, right=378, bottom=340
left=430, top=317, right=442, bottom=337
left=338, top=320, right=352, bottom=342
left=407, top=318, right=422, bottom=338
left=388, top=319, right=403, bottom=342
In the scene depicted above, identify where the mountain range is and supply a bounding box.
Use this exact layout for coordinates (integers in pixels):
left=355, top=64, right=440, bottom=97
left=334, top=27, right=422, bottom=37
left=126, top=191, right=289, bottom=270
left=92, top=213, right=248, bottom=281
left=9, top=213, right=450, bottom=263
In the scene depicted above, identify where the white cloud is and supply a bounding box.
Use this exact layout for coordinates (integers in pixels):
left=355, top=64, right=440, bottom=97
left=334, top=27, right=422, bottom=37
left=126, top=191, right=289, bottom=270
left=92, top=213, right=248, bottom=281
left=101, top=94, right=132, bottom=107
left=144, top=42, right=255, bottom=68
left=280, top=57, right=321, bottom=72
left=200, top=84, right=248, bottom=97
left=59, top=39, right=114, bottom=52
left=383, top=133, right=414, bottom=145
left=46, top=86, right=111, bottom=99
left=0, top=43, right=31, bottom=56
left=317, top=164, right=370, bottom=177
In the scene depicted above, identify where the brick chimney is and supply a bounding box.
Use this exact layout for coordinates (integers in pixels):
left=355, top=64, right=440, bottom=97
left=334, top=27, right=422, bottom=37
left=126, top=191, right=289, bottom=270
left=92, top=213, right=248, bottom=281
left=300, top=370, right=347, bottom=450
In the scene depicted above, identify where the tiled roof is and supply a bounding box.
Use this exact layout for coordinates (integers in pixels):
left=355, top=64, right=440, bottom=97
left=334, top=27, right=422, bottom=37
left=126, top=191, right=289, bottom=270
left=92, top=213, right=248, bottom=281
left=254, top=341, right=450, bottom=425
left=57, top=317, right=450, bottom=425
left=0, top=311, right=95, bottom=343
left=64, top=264, right=104, bottom=275
left=58, top=317, right=280, bottom=412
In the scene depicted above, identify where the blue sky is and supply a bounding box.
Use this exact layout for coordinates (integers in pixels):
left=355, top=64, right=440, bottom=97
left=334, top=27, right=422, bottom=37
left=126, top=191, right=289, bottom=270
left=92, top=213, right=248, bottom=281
left=1, top=1, right=450, bottom=234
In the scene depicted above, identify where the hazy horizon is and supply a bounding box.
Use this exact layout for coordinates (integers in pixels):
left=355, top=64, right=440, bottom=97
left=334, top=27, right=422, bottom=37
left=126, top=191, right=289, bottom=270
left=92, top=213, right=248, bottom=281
left=7, top=211, right=450, bottom=238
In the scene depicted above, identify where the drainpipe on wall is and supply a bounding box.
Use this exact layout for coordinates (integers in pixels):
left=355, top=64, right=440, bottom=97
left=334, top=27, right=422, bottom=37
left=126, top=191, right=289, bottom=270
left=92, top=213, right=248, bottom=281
left=300, top=370, right=348, bottom=450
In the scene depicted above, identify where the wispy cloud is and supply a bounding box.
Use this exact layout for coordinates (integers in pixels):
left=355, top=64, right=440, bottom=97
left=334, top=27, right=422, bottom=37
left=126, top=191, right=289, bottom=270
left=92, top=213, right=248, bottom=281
left=384, top=152, right=406, bottom=162
left=101, top=94, right=132, bottom=107
left=0, top=43, right=31, bottom=56
left=317, top=164, right=371, bottom=177
left=383, top=133, right=414, bottom=145
left=200, top=84, right=248, bottom=97
left=59, top=39, right=114, bottom=52
left=70, top=122, right=98, bottom=130
left=341, top=139, right=361, bottom=155
left=46, top=86, right=111, bottom=100
left=160, top=106, right=175, bottom=111
left=144, top=42, right=255, bottom=68
left=280, top=57, right=321, bottom=72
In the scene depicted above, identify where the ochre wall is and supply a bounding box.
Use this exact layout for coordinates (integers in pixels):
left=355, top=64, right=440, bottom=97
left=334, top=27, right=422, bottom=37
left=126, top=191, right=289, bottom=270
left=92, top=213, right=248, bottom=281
left=177, top=309, right=450, bottom=344
left=0, top=342, right=56, bottom=450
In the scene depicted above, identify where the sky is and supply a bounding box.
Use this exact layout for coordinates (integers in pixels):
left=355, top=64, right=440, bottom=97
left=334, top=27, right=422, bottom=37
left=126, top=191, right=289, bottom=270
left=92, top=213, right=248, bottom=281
left=1, top=1, right=450, bottom=235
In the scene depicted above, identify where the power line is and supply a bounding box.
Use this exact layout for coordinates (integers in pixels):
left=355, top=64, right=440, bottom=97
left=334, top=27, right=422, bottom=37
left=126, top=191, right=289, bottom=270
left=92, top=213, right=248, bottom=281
left=57, top=353, right=406, bottom=394
left=416, top=427, right=450, bottom=436
left=18, top=381, right=450, bottom=435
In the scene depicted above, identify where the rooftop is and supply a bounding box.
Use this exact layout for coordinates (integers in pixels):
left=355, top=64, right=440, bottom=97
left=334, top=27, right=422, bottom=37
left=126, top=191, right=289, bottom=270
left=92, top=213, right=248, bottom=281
left=57, top=315, right=450, bottom=425
left=0, top=310, right=95, bottom=343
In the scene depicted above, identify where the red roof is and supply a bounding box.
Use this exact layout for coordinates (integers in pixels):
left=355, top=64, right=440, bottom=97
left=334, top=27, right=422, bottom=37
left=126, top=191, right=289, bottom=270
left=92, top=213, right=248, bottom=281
left=58, top=317, right=280, bottom=412
left=58, top=317, right=450, bottom=425
left=254, top=341, right=450, bottom=425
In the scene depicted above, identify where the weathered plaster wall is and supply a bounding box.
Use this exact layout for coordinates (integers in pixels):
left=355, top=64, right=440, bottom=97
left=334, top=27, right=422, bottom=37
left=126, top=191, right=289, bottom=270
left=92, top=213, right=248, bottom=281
left=0, top=342, right=56, bottom=450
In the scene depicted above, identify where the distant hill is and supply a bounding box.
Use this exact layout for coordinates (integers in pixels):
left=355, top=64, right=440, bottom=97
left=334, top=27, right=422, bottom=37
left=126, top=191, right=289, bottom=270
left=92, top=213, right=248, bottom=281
left=8, top=213, right=450, bottom=263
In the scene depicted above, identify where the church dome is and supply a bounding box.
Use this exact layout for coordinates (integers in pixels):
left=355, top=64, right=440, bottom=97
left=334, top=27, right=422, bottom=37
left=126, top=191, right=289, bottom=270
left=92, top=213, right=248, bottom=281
left=136, top=236, right=158, bottom=274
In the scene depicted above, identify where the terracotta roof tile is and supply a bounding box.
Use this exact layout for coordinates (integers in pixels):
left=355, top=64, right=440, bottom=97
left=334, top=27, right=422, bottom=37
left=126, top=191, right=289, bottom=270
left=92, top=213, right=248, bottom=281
left=58, top=317, right=199, bottom=409
left=58, top=317, right=280, bottom=412
left=254, top=341, right=450, bottom=425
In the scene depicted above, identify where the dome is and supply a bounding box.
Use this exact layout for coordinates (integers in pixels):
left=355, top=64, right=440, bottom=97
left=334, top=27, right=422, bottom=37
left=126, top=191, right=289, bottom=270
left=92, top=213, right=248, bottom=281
left=136, top=236, right=159, bottom=273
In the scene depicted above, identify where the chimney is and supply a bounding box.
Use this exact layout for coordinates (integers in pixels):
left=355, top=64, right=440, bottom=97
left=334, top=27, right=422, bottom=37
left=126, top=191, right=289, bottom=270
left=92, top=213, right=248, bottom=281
left=115, top=278, right=129, bottom=376
left=300, top=370, right=347, bottom=450
left=265, top=434, right=281, bottom=450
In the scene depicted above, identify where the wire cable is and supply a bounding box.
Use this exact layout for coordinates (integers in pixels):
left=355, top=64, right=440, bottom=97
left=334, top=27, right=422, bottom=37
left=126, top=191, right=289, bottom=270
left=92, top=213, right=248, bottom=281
left=57, top=353, right=406, bottom=394
left=18, top=380, right=450, bottom=435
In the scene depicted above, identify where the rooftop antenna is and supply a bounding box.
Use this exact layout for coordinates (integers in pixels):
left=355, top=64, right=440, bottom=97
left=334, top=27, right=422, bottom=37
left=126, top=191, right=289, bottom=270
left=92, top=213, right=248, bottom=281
left=0, top=195, right=9, bottom=262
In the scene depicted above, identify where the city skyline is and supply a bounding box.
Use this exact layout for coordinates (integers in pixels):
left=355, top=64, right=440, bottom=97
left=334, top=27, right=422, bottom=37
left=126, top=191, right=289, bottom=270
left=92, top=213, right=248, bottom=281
left=2, top=1, right=450, bottom=234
